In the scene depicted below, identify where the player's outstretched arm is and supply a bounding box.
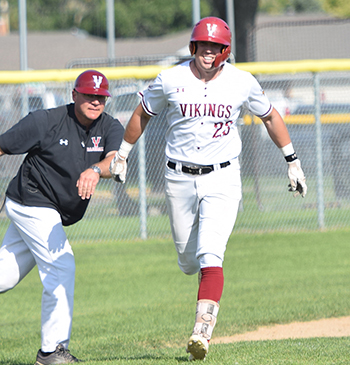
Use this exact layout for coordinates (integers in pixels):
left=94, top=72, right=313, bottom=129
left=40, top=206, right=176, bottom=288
left=261, top=108, right=307, bottom=198
left=260, top=108, right=291, bottom=148
left=123, top=103, right=152, bottom=145
left=110, top=103, right=151, bottom=183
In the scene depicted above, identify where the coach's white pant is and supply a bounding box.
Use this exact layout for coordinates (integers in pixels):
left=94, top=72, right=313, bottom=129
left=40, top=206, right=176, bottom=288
left=0, top=198, right=75, bottom=352
left=165, top=158, right=242, bottom=275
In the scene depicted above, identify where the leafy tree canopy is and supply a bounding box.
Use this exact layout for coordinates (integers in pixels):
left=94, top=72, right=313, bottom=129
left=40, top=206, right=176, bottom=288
left=7, top=0, right=343, bottom=38
left=258, top=0, right=350, bottom=18
left=6, top=0, right=212, bottom=37
left=321, top=0, right=350, bottom=18
left=259, top=0, right=323, bottom=14
left=4, top=0, right=346, bottom=62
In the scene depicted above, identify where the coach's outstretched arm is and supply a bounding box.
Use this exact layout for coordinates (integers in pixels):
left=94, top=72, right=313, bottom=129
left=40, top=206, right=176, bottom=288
left=76, top=150, right=118, bottom=200
left=110, top=103, right=151, bottom=183
left=261, top=107, right=307, bottom=198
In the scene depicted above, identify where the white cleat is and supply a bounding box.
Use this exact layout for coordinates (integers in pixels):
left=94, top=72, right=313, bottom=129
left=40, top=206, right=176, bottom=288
left=186, top=334, right=209, bottom=361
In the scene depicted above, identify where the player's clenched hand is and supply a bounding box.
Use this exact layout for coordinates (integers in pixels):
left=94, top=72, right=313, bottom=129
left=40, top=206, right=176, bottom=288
left=287, top=159, right=307, bottom=198
left=76, top=168, right=100, bottom=200
left=109, top=152, right=127, bottom=184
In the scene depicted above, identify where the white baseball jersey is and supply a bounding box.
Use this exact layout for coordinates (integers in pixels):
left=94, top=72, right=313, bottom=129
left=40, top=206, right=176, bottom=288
left=139, top=60, right=272, bottom=165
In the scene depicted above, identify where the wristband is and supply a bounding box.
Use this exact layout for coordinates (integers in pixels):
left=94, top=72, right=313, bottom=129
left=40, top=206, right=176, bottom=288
left=280, top=143, right=298, bottom=162
left=118, top=140, right=134, bottom=160
left=280, top=142, right=294, bottom=157
left=284, top=153, right=298, bottom=163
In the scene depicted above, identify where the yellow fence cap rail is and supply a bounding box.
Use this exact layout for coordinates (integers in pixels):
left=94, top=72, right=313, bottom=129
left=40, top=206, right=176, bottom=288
left=237, top=59, right=350, bottom=74
left=0, top=65, right=171, bottom=84
left=1, top=59, right=350, bottom=84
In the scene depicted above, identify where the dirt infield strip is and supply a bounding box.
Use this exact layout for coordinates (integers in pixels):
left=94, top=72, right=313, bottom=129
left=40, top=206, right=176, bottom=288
left=211, top=316, right=350, bottom=343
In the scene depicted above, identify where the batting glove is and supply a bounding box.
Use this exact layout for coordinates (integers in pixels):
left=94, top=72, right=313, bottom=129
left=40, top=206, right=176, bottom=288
left=287, top=159, right=307, bottom=198
left=109, top=140, right=134, bottom=183
left=110, top=152, right=127, bottom=183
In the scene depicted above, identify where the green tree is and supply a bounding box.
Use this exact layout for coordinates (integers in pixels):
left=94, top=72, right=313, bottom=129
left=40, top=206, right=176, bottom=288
left=111, top=0, right=211, bottom=38
left=259, top=0, right=323, bottom=14
left=7, top=0, right=212, bottom=37
left=7, top=0, right=258, bottom=62
left=6, top=0, right=329, bottom=64
left=322, top=0, right=350, bottom=18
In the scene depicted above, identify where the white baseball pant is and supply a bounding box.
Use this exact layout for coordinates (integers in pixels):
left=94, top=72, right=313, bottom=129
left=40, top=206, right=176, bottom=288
left=164, top=158, right=242, bottom=275
left=0, top=198, right=75, bottom=352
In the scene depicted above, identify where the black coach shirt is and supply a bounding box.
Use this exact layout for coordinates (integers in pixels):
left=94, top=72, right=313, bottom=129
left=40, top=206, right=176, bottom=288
left=0, top=104, right=124, bottom=226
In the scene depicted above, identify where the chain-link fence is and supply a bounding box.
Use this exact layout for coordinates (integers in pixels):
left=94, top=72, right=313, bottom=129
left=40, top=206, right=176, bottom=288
left=0, top=61, right=349, bottom=242
left=247, top=17, right=350, bottom=62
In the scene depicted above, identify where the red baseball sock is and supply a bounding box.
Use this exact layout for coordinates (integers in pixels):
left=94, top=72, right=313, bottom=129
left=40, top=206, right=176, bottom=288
left=197, top=266, right=224, bottom=303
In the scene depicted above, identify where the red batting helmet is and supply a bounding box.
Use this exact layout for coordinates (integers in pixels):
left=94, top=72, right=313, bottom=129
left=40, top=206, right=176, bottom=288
left=189, top=17, right=232, bottom=68
left=74, top=70, right=111, bottom=97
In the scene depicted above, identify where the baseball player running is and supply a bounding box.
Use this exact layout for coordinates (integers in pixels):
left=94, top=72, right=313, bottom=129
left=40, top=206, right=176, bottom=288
left=110, top=17, right=307, bottom=361
left=0, top=70, right=124, bottom=364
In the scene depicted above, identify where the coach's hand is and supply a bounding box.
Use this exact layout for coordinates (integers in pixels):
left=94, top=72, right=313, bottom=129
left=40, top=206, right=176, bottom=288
left=287, top=159, right=307, bottom=198
left=110, top=152, right=127, bottom=184
left=76, top=168, right=100, bottom=200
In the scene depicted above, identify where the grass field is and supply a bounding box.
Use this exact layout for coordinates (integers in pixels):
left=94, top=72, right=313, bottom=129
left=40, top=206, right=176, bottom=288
left=1, top=229, right=350, bottom=364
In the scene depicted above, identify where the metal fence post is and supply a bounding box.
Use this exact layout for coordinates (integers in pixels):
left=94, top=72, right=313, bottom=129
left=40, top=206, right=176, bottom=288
left=313, top=72, right=325, bottom=229
left=137, top=134, right=148, bottom=239
left=106, top=0, right=115, bottom=63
